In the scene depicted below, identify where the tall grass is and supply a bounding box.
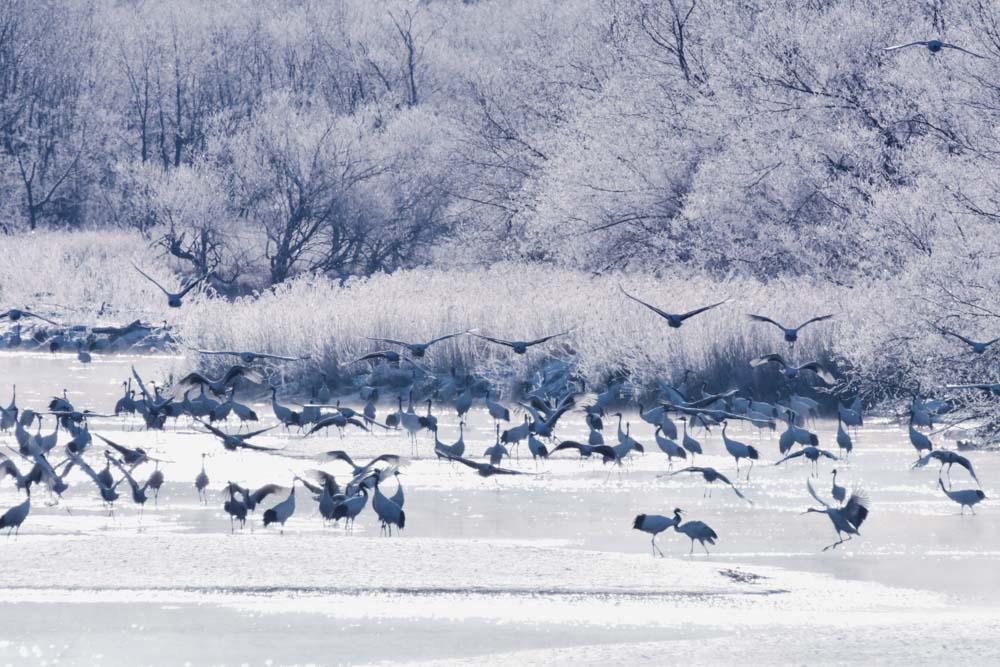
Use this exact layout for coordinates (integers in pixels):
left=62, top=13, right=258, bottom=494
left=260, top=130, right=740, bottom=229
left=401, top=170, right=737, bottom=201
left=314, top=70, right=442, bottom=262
left=175, top=265, right=857, bottom=399
left=0, top=230, right=184, bottom=325
left=4, top=231, right=965, bottom=414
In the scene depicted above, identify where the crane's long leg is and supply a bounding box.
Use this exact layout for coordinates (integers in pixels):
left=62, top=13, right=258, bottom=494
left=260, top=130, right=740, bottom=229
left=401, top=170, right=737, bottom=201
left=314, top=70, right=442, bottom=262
left=604, top=466, right=615, bottom=484
left=702, top=540, right=710, bottom=555
left=689, top=539, right=695, bottom=556
left=823, top=530, right=847, bottom=551
left=651, top=536, right=664, bottom=557
left=747, top=459, right=754, bottom=482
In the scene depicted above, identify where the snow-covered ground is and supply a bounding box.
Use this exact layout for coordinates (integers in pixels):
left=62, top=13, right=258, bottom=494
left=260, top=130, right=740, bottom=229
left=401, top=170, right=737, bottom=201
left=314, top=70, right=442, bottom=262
left=1, top=352, right=999, bottom=665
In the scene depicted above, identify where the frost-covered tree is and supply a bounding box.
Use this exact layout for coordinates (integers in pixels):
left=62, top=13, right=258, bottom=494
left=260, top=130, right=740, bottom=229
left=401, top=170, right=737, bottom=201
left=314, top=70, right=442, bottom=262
left=219, top=95, right=386, bottom=284
left=0, top=0, right=998, bottom=298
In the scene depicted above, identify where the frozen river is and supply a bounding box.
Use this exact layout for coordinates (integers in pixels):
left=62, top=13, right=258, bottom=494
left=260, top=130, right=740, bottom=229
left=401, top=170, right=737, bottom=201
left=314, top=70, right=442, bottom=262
left=2, top=352, right=999, bottom=665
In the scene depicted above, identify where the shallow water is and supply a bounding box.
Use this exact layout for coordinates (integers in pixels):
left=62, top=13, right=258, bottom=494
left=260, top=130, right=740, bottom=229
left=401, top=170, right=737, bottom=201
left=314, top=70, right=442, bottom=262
left=1, top=351, right=999, bottom=665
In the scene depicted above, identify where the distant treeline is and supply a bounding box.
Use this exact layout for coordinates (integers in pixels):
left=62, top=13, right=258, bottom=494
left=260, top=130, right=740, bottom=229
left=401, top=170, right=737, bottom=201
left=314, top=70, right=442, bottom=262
left=1, top=1, right=999, bottom=291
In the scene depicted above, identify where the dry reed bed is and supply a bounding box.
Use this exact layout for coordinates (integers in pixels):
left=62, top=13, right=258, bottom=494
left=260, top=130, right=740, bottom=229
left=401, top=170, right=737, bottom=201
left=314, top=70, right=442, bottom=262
left=0, top=231, right=914, bottom=403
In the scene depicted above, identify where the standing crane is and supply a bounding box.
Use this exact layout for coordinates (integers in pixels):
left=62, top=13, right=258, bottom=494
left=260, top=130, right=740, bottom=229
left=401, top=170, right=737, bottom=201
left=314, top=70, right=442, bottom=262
left=938, top=478, right=986, bottom=514
left=721, top=422, right=760, bottom=480
left=0, top=489, right=30, bottom=537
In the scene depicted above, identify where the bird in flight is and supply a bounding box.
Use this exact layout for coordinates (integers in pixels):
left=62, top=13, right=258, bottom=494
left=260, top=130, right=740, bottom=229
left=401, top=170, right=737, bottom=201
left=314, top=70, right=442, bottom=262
left=95, top=434, right=162, bottom=467
left=195, top=419, right=280, bottom=452
left=774, top=446, right=839, bottom=477
left=751, top=353, right=835, bottom=384
left=322, top=451, right=404, bottom=480
left=133, top=263, right=205, bottom=308
left=196, top=349, right=309, bottom=364
left=551, top=440, right=617, bottom=461
left=936, top=328, right=1000, bottom=355
left=664, top=466, right=752, bottom=504
left=308, top=413, right=371, bottom=435
left=444, top=453, right=531, bottom=478
left=471, top=331, right=570, bottom=354
left=884, top=39, right=985, bottom=58
left=619, top=285, right=728, bottom=329
left=748, top=313, right=833, bottom=344
left=352, top=350, right=402, bottom=364
left=179, top=365, right=264, bottom=397
left=946, top=382, right=1000, bottom=395
left=365, top=332, right=467, bottom=358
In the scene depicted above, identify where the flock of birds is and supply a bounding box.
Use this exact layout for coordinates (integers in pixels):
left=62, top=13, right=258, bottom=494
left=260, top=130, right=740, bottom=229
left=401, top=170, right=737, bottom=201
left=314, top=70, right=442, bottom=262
left=1, top=30, right=996, bottom=551
left=1, top=269, right=994, bottom=558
